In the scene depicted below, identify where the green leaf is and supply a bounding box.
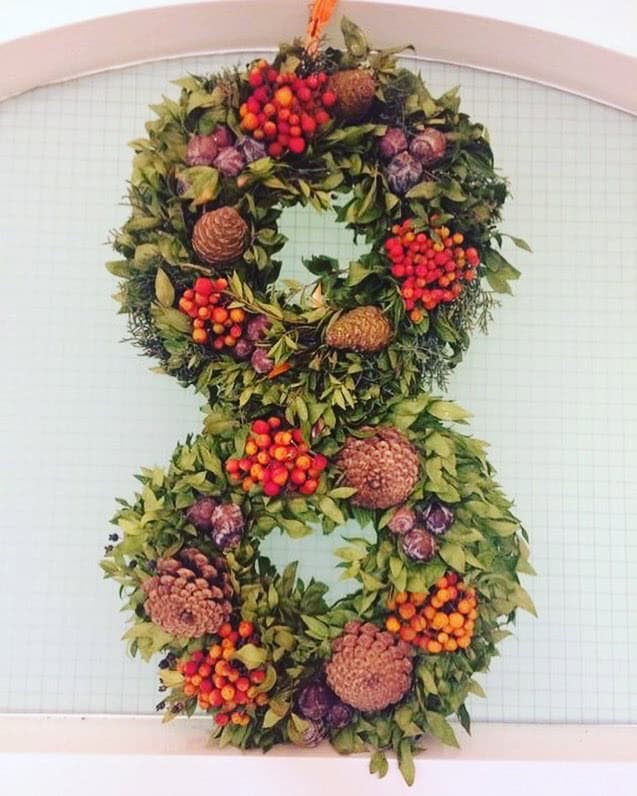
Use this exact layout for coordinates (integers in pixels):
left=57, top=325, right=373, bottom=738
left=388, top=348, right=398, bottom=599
left=341, top=17, right=370, bottom=58
left=511, top=584, right=537, bottom=616
left=406, top=180, right=440, bottom=199
left=231, top=643, right=267, bottom=670
left=398, top=739, right=415, bottom=786
left=300, top=614, right=330, bottom=640
left=319, top=496, right=345, bottom=525
left=154, top=268, right=175, bottom=307
left=503, top=234, right=532, bottom=252
left=425, top=711, right=459, bottom=748
left=439, top=542, right=466, bottom=573
left=369, top=750, right=388, bottom=778
left=328, top=487, right=358, bottom=499
left=467, top=679, right=487, bottom=699
left=428, top=400, right=471, bottom=422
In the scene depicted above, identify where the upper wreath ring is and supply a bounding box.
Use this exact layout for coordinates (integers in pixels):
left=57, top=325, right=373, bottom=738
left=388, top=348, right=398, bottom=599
left=109, top=18, right=528, bottom=428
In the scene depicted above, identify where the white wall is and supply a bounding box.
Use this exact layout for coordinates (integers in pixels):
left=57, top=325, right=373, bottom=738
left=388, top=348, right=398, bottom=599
left=2, top=0, right=637, bottom=56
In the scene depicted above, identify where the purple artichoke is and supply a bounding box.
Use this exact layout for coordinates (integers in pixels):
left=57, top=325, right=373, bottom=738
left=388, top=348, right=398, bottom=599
left=184, top=135, right=218, bottom=166
left=386, top=151, right=423, bottom=195
left=400, top=527, right=437, bottom=561
left=419, top=501, right=454, bottom=536
left=211, top=126, right=234, bottom=149
left=236, top=135, right=267, bottom=164
left=297, top=681, right=335, bottom=721
left=388, top=506, right=417, bottom=535
left=246, top=314, right=271, bottom=341
left=185, top=497, right=217, bottom=532
left=250, top=348, right=274, bottom=375
left=233, top=338, right=255, bottom=360
left=213, top=146, right=246, bottom=177
left=378, top=127, right=408, bottom=160
left=409, top=127, right=447, bottom=165
left=292, top=719, right=327, bottom=748
left=326, top=700, right=353, bottom=729
left=210, top=503, right=244, bottom=549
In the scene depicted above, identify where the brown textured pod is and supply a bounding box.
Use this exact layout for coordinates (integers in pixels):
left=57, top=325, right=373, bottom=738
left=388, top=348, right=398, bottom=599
left=338, top=427, right=420, bottom=509
left=327, top=69, right=376, bottom=121
left=192, top=206, right=249, bottom=266
left=325, top=621, right=413, bottom=712
left=325, top=306, right=392, bottom=353
left=142, top=547, right=233, bottom=638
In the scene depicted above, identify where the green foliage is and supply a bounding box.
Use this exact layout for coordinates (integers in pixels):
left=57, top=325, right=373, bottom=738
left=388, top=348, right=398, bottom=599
left=102, top=16, right=533, bottom=785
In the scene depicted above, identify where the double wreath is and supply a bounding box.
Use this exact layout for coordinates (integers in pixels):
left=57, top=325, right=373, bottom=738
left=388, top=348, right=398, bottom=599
left=102, top=13, right=533, bottom=784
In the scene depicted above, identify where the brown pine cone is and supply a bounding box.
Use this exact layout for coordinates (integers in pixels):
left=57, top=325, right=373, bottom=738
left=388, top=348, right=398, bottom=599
left=325, top=306, right=392, bottom=353
left=142, top=547, right=232, bottom=638
left=327, top=70, right=376, bottom=121
left=192, top=207, right=248, bottom=266
left=325, top=621, right=413, bottom=712
left=337, top=427, right=420, bottom=509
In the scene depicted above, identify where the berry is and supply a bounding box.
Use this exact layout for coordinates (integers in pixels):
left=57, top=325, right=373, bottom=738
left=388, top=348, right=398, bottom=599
left=248, top=70, right=263, bottom=88
left=321, top=90, right=337, bottom=107
left=288, top=137, right=306, bottom=154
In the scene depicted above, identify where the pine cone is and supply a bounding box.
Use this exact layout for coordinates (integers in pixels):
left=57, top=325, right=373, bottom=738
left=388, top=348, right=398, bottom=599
left=409, top=128, right=447, bottom=165
left=338, top=427, right=420, bottom=509
left=325, top=621, right=413, bottom=712
left=142, top=548, right=232, bottom=638
left=210, top=502, right=244, bottom=550
left=400, top=527, right=437, bottom=561
left=327, top=69, right=376, bottom=121
left=325, top=306, right=392, bottom=353
left=192, top=207, right=249, bottom=266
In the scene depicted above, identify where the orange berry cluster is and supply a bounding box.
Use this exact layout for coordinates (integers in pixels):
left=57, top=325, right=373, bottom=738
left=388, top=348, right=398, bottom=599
left=225, top=416, right=328, bottom=497
left=177, top=621, right=268, bottom=727
left=240, top=59, right=335, bottom=158
left=384, top=219, right=481, bottom=322
left=385, top=573, right=478, bottom=654
left=178, top=276, right=247, bottom=350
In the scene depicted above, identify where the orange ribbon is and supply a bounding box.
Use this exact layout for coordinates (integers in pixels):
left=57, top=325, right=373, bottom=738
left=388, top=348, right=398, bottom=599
left=305, top=0, right=338, bottom=56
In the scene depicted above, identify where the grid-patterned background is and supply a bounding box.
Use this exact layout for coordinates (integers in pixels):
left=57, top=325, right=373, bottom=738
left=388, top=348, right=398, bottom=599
left=0, top=53, right=635, bottom=721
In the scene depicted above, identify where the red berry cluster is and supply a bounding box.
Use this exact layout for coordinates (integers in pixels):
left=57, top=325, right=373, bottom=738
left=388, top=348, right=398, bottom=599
left=225, top=416, right=328, bottom=497
left=177, top=621, right=268, bottom=727
left=240, top=59, right=335, bottom=158
left=384, top=219, right=481, bottom=322
left=178, top=276, right=248, bottom=350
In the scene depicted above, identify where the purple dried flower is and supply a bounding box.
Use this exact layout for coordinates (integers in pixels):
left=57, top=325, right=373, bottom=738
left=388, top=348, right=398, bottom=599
left=400, top=527, right=437, bottom=561
left=213, top=146, right=246, bottom=177
left=246, top=314, right=271, bottom=342
left=184, top=135, right=218, bottom=166
left=235, top=135, right=267, bottom=164
left=250, top=347, right=274, bottom=374
left=378, top=127, right=408, bottom=160
left=297, top=681, right=335, bottom=721
left=409, top=127, right=447, bottom=165
left=210, top=503, right=244, bottom=550
left=419, top=501, right=454, bottom=536
left=388, top=506, right=417, bottom=535
left=185, top=497, right=217, bottom=532
left=211, top=126, right=234, bottom=149
left=386, top=151, right=423, bottom=195
left=233, top=338, right=254, bottom=360
left=326, top=700, right=353, bottom=729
